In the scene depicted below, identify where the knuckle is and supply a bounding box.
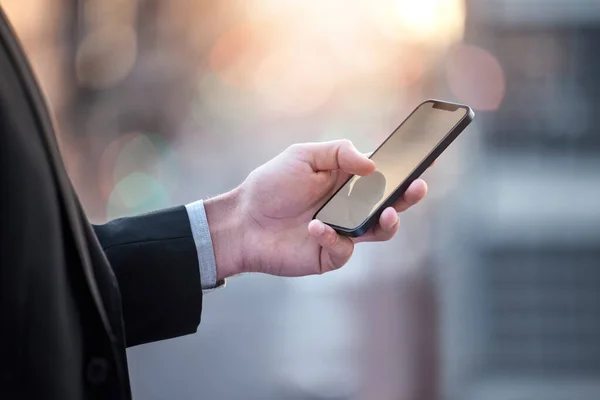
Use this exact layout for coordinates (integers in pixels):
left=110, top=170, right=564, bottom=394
left=338, top=138, right=353, bottom=149
left=286, top=143, right=301, bottom=153
left=287, top=143, right=312, bottom=161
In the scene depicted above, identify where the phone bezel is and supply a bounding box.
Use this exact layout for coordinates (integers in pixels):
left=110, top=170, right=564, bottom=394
left=313, top=99, right=475, bottom=237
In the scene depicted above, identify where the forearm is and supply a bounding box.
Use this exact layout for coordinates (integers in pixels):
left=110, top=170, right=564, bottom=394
left=91, top=192, right=244, bottom=345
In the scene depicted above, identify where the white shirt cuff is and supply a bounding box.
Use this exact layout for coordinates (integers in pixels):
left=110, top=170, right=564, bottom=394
left=185, top=200, right=225, bottom=292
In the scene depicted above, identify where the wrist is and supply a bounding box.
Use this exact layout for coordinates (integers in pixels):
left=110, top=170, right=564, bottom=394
left=203, top=187, right=245, bottom=280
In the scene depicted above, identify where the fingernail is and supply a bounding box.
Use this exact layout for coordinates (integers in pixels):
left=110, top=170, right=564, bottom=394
left=316, top=221, right=325, bottom=235
left=310, top=220, right=325, bottom=236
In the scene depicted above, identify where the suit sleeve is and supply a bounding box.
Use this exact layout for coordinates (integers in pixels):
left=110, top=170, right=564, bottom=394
left=93, top=206, right=203, bottom=347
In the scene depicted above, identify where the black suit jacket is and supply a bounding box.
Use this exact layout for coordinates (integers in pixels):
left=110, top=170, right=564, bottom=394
left=0, top=8, right=203, bottom=399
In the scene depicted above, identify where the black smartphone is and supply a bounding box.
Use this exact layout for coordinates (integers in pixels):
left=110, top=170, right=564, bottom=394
left=313, top=99, right=474, bottom=237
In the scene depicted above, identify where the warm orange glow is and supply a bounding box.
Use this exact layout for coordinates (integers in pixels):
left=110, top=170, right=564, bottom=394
left=365, top=0, right=465, bottom=45
left=254, top=47, right=336, bottom=117
left=206, top=0, right=468, bottom=122
left=210, top=23, right=275, bottom=89
left=245, top=0, right=289, bottom=21
left=1, top=0, right=52, bottom=40
left=445, top=44, right=506, bottom=111
left=243, top=0, right=464, bottom=81
left=395, top=47, right=428, bottom=87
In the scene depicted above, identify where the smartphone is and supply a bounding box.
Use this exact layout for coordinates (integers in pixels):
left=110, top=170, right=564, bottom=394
left=313, top=99, right=474, bottom=237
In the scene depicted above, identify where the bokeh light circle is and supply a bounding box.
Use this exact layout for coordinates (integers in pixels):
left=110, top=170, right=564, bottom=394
left=192, top=72, right=257, bottom=123
left=113, top=134, right=160, bottom=184
left=254, top=47, right=335, bottom=117
left=98, top=132, right=139, bottom=201
left=210, top=23, right=273, bottom=89
left=107, top=172, right=170, bottom=220
left=75, top=25, right=137, bottom=89
left=445, top=44, right=506, bottom=111
left=99, top=132, right=179, bottom=219
left=245, top=0, right=289, bottom=21
left=364, top=0, right=465, bottom=45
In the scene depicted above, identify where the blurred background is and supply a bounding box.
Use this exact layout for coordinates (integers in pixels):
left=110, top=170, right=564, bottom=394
left=2, top=0, right=600, bottom=399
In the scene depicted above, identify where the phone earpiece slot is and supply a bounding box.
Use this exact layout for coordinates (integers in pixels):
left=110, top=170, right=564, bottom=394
left=432, top=102, right=459, bottom=112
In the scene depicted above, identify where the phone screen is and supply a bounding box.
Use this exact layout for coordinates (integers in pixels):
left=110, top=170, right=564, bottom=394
left=315, top=101, right=469, bottom=230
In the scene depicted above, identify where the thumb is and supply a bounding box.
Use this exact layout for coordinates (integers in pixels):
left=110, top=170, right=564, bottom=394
left=290, top=140, right=376, bottom=176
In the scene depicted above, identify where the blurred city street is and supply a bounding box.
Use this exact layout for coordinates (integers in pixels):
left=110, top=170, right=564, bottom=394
left=2, top=0, right=600, bottom=399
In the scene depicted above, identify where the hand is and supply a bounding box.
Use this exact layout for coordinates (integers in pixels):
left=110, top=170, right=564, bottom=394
left=204, top=140, right=428, bottom=279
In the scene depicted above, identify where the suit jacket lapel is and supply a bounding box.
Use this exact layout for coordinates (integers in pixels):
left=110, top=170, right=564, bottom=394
left=0, top=7, right=115, bottom=342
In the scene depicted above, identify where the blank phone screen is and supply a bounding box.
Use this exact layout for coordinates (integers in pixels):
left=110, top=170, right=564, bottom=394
left=315, top=101, right=468, bottom=230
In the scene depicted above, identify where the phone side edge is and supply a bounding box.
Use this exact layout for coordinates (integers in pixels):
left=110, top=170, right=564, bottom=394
left=340, top=105, right=475, bottom=237
left=312, top=99, right=441, bottom=228
left=314, top=101, right=474, bottom=237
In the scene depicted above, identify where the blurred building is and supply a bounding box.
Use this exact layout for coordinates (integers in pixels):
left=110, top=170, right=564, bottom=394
left=436, top=1, right=600, bottom=400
